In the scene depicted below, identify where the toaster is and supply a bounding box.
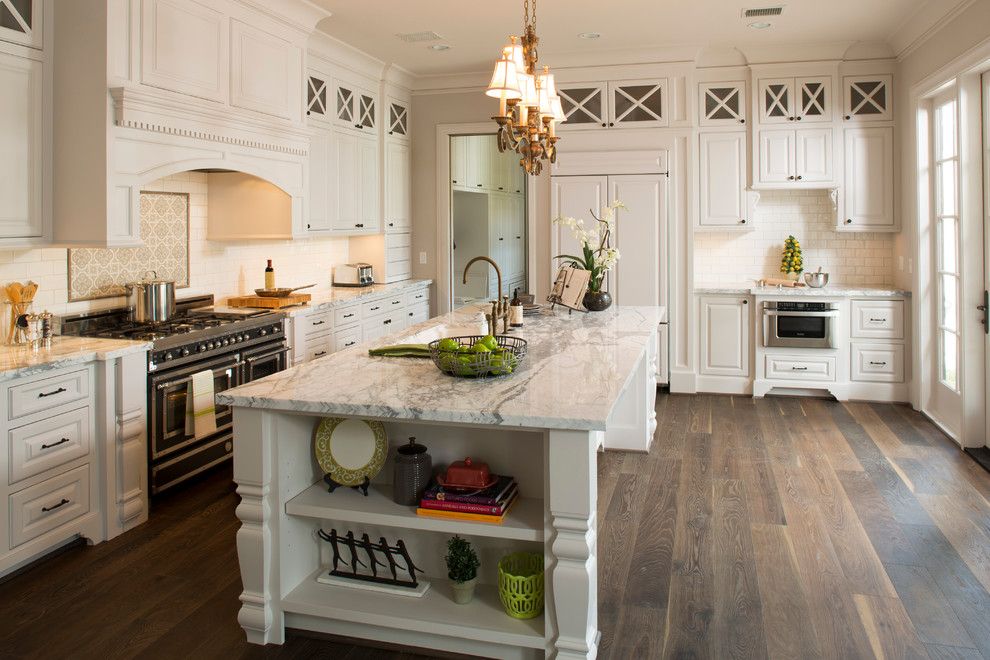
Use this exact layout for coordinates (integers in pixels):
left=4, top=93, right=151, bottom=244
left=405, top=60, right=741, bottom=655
left=333, top=263, right=374, bottom=287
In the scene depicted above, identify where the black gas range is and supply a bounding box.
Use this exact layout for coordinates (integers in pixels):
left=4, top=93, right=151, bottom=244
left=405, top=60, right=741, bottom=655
left=60, top=295, right=289, bottom=494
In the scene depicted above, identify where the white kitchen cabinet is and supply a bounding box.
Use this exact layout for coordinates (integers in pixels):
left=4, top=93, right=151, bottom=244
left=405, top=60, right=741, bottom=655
left=229, top=19, right=302, bottom=121
left=332, top=130, right=379, bottom=233
left=765, top=354, right=836, bottom=382
left=841, top=126, right=893, bottom=230
left=698, top=131, right=748, bottom=228
left=842, top=75, right=892, bottom=122
left=756, top=128, right=833, bottom=186
left=699, top=296, right=750, bottom=378
left=0, top=50, right=46, bottom=242
left=306, top=129, right=332, bottom=232
left=306, top=72, right=329, bottom=122
left=386, top=97, right=409, bottom=140
left=0, top=0, right=43, bottom=49
left=385, top=140, right=410, bottom=232
left=550, top=175, right=606, bottom=272
left=850, top=343, right=904, bottom=383
left=699, top=81, right=746, bottom=127
left=758, top=76, right=831, bottom=123
left=333, top=77, right=377, bottom=133
left=610, top=174, right=666, bottom=308
left=451, top=136, right=468, bottom=187
left=558, top=79, right=667, bottom=129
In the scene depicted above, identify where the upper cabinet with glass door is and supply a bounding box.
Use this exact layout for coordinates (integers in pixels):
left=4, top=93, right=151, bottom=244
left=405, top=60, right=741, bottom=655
left=386, top=97, right=409, bottom=141
left=333, top=77, right=377, bottom=133
left=758, top=77, right=832, bottom=124
left=0, top=0, right=43, bottom=49
left=557, top=79, right=668, bottom=130
left=699, top=81, right=746, bottom=127
left=306, top=72, right=329, bottom=123
left=842, top=75, right=892, bottom=122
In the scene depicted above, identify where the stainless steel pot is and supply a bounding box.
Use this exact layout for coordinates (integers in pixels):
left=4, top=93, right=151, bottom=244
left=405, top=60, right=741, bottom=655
left=126, top=270, right=176, bottom=323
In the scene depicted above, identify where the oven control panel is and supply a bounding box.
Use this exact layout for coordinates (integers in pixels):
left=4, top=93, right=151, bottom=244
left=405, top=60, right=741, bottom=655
left=149, top=320, right=284, bottom=369
left=767, top=301, right=836, bottom=312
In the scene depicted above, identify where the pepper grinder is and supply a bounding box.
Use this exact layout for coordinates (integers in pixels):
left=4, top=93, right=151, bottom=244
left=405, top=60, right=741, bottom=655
left=392, top=437, right=432, bottom=506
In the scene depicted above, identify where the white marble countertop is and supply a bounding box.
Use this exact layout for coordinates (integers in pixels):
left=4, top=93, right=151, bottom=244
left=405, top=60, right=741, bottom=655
left=695, top=282, right=911, bottom=297
left=0, top=336, right=151, bottom=382
left=217, top=304, right=665, bottom=431
left=213, top=279, right=433, bottom=318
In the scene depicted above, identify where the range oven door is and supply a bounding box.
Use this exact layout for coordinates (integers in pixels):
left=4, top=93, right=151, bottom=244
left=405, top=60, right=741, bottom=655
left=149, top=353, right=242, bottom=461
left=241, top=342, right=289, bottom=382
left=764, top=310, right=838, bottom=349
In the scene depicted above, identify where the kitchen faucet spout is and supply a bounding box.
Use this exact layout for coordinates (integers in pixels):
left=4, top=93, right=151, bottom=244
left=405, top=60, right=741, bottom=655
left=462, top=256, right=503, bottom=301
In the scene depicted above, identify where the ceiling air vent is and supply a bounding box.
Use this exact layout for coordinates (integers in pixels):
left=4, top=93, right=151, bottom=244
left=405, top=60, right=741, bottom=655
left=742, top=6, right=784, bottom=18
left=395, top=31, right=443, bottom=43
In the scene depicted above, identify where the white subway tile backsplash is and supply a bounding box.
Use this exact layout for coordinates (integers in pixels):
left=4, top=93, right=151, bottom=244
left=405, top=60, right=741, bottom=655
left=694, top=189, right=895, bottom=286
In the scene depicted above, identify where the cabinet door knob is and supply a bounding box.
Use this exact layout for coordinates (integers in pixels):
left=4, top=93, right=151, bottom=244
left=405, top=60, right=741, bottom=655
left=388, top=222, right=394, bottom=227
left=742, top=299, right=748, bottom=305
left=845, top=219, right=853, bottom=224
left=844, top=115, right=851, bottom=120
left=788, top=116, right=795, bottom=121
left=796, top=116, right=802, bottom=121
left=740, top=119, right=746, bottom=124
left=601, top=122, right=607, bottom=127
left=740, top=219, right=746, bottom=224
left=787, top=175, right=795, bottom=180
left=796, top=175, right=803, bottom=180
left=609, top=122, right=615, bottom=127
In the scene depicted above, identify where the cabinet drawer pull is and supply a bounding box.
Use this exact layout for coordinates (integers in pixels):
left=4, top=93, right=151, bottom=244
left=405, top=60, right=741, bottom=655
left=415, top=294, right=424, bottom=299
left=41, top=437, right=72, bottom=450
left=408, top=312, right=414, bottom=317
left=42, top=498, right=70, bottom=513
left=344, top=341, right=356, bottom=347
left=869, top=361, right=887, bottom=366
left=869, top=317, right=886, bottom=323
left=384, top=319, right=392, bottom=325
left=392, top=300, right=401, bottom=305
left=38, top=387, right=68, bottom=398
left=311, top=320, right=326, bottom=326
left=791, top=366, right=808, bottom=371
left=314, top=351, right=327, bottom=357
left=343, top=313, right=354, bottom=318
left=370, top=306, right=380, bottom=311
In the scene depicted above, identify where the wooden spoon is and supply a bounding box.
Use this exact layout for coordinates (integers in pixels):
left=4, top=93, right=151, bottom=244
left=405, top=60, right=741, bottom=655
left=21, top=282, right=37, bottom=303
left=5, top=281, right=22, bottom=303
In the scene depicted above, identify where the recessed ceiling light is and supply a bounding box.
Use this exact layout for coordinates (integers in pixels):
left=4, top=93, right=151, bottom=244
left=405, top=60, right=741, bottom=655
left=748, top=21, right=773, bottom=29
left=429, top=44, right=452, bottom=51
left=578, top=32, right=601, bottom=40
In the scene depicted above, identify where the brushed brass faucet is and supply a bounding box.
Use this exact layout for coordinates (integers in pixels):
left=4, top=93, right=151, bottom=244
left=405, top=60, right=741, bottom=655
left=463, top=255, right=509, bottom=335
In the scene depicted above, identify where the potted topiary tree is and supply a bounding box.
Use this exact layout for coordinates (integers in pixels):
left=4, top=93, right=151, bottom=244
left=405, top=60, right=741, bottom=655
left=445, top=535, right=480, bottom=604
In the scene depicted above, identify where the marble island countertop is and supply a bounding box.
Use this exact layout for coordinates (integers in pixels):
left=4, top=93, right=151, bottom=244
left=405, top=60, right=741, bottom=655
left=212, top=279, right=433, bottom=317
left=0, top=336, right=151, bottom=381
left=695, top=282, right=911, bottom=297
left=217, top=303, right=665, bottom=431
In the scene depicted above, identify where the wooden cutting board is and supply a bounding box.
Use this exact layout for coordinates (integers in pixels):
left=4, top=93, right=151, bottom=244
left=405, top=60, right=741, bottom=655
left=226, top=293, right=312, bottom=309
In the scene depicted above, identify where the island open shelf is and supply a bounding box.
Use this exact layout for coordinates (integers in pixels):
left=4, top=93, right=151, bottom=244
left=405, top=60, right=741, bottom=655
left=285, top=481, right=545, bottom=542
left=282, top=568, right=545, bottom=650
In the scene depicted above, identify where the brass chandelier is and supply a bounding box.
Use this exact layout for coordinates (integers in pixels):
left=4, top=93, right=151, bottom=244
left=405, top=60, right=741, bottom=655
left=486, top=0, right=566, bottom=176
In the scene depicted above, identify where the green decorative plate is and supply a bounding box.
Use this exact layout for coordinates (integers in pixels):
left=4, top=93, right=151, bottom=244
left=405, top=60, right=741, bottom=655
left=313, top=418, right=388, bottom=487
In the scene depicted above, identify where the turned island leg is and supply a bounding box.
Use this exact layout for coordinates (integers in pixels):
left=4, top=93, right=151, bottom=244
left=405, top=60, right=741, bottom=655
left=548, top=429, right=602, bottom=659
left=232, top=408, right=284, bottom=644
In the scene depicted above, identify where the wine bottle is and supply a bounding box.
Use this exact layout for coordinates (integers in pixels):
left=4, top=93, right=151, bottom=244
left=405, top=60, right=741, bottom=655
left=264, top=259, right=275, bottom=290
left=509, top=288, right=523, bottom=327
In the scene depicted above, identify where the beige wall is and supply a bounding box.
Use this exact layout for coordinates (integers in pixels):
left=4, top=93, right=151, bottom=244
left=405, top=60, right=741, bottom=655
left=894, top=1, right=990, bottom=291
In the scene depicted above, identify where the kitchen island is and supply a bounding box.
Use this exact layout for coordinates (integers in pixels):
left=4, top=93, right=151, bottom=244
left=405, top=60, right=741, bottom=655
left=218, top=303, right=664, bottom=659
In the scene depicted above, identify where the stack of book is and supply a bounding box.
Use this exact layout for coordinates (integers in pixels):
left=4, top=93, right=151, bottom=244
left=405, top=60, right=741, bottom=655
left=416, top=475, right=518, bottom=524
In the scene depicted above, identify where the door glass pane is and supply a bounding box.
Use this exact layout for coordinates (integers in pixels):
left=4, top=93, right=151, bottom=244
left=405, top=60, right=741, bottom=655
left=614, top=85, right=663, bottom=123
left=940, top=217, right=958, bottom=273
left=765, top=84, right=788, bottom=117
left=801, top=82, right=825, bottom=116
left=559, top=88, right=601, bottom=124
left=937, top=161, right=957, bottom=215
left=360, top=95, right=375, bottom=128
left=941, top=273, right=958, bottom=331
left=706, top=87, right=739, bottom=120
left=937, top=102, right=956, bottom=159
left=337, top=88, right=353, bottom=122
left=941, top=330, right=958, bottom=390
left=0, top=0, right=29, bottom=32
left=851, top=81, right=884, bottom=115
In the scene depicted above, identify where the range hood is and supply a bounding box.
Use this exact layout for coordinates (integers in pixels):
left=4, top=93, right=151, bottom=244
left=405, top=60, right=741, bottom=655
left=204, top=171, right=294, bottom=241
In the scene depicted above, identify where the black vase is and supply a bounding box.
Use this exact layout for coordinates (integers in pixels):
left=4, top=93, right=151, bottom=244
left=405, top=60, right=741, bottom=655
left=583, top=290, right=612, bottom=312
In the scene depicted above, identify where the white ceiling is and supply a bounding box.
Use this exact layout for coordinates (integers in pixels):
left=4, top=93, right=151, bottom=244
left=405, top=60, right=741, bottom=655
left=310, top=0, right=962, bottom=77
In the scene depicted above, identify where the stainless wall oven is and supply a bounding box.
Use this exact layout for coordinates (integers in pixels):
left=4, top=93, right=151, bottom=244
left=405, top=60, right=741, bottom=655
left=763, top=301, right=839, bottom=349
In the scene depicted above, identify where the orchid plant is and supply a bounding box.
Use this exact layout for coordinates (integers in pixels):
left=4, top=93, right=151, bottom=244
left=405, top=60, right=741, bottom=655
left=553, top=201, right=625, bottom=293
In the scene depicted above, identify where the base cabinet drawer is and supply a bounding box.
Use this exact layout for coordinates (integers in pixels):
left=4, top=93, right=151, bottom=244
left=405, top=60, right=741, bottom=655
left=301, top=311, right=332, bottom=336
left=851, top=343, right=904, bottom=382
left=10, top=465, right=91, bottom=547
left=8, top=369, right=90, bottom=421
left=363, top=314, right=399, bottom=341
left=765, top=355, right=836, bottom=382
left=334, top=305, right=361, bottom=327
left=407, top=289, right=429, bottom=306
left=404, top=303, right=429, bottom=326
left=851, top=300, right=904, bottom=339
left=333, top=326, right=362, bottom=351
left=296, top=334, right=331, bottom=363
left=9, top=407, right=92, bottom=484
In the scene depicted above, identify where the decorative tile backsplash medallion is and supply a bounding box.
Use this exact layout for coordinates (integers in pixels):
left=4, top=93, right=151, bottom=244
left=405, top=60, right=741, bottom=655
left=68, top=192, right=190, bottom=301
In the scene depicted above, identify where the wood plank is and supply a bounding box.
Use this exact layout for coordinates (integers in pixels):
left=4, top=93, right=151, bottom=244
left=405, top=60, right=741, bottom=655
left=802, top=399, right=864, bottom=472
left=749, top=523, right=822, bottom=660
left=852, top=593, right=930, bottom=660
left=925, top=644, right=986, bottom=660
left=870, top=402, right=932, bottom=447
left=711, top=396, right=743, bottom=479
left=623, top=458, right=680, bottom=609
left=712, top=479, right=767, bottom=659
left=918, top=493, right=990, bottom=594
left=885, top=563, right=976, bottom=649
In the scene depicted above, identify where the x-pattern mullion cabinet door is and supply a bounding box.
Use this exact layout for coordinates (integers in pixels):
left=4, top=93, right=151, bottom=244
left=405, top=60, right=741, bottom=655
left=557, top=82, right=608, bottom=129
left=699, top=81, right=747, bottom=127
left=842, top=75, right=892, bottom=122
left=386, top=98, right=408, bottom=139
left=608, top=79, right=668, bottom=128
left=306, top=73, right=328, bottom=122
left=357, top=92, right=376, bottom=131
left=334, top=82, right=355, bottom=128
left=0, top=0, right=42, bottom=49
left=795, top=77, right=832, bottom=122
left=759, top=78, right=794, bottom=124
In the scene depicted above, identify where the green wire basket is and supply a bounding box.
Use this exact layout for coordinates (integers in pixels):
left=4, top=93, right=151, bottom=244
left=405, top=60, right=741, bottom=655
left=497, top=552, right=544, bottom=619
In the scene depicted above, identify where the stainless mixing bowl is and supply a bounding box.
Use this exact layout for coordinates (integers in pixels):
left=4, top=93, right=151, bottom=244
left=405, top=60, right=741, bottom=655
left=804, top=271, right=829, bottom=288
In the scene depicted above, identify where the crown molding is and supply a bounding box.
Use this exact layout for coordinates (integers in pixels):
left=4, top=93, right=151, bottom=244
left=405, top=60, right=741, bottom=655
left=308, top=31, right=387, bottom=82
left=233, top=0, right=331, bottom=34
left=891, top=0, right=977, bottom=60
left=737, top=41, right=858, bottom=64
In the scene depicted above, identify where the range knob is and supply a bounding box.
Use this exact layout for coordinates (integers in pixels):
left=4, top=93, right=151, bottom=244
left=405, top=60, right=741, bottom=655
left=272, top=326, right=280, bottom=333
left=222, top=339, right=230, bottom=346
left=207, top=342, right=215, bottom=350
left=259, top=329, right=267, bottom=336
left=198, top=344, right=207, bottom=353
left=181, top=348, right=190, bottom=357
left=242, top=332, right=250, bottom=340
left=165, top=352, right=174, bottom=361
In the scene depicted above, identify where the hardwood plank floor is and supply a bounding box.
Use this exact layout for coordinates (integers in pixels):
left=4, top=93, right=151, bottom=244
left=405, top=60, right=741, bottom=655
left=1, top=394, right=988, bottom=659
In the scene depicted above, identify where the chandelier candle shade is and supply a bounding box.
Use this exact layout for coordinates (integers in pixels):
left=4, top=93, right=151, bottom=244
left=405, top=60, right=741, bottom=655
left=486, top=0, right=566, bottom=176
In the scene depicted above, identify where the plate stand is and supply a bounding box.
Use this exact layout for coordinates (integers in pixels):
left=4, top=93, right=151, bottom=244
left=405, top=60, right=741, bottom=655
left=323, top=474, right=370, bottom=496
